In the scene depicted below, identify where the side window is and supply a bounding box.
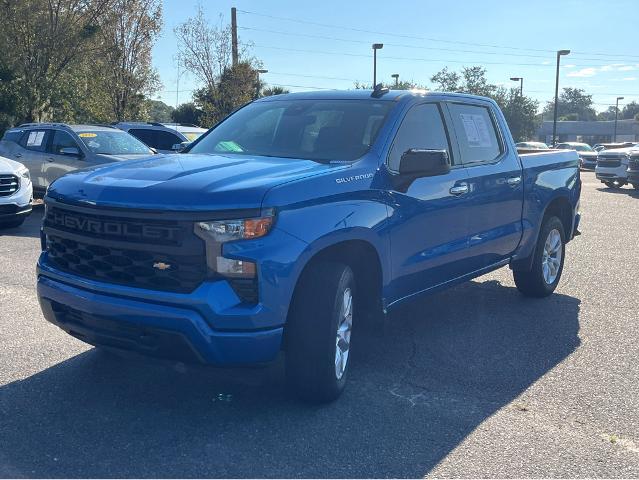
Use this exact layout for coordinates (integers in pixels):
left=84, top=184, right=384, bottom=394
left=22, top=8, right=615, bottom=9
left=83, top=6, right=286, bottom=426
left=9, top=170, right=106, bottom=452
left=154, top=131, right=183, bottom=150
left=19, top=129, right=49, bottom=152
left=129, top=129, right=158, bottom=148
left=2, top=130, right=24, bottom=144
left=388, top=103, right=451, bottom=172
left=49, top=130, right=79, bottom=155
left=448, top=103, right=502, bottom=164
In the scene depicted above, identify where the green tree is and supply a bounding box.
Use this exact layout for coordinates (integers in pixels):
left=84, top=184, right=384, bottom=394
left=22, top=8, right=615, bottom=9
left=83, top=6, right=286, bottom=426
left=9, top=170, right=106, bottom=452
left=261, top=86, right=290, bottom=97
left=0, top=0, right=113, bottom=122
left=621, top=101, right=639, bottom=120
left=146, top=100, right=174, bottom=122
left=97, top=0, right=163, bottom=121
left=499, top=89, right=541, bottom=142
left=194, top=61, right=259, bottom=127
left=172, top=102, right=203, bottom=125
left=543, top=88, right=597, bottom=121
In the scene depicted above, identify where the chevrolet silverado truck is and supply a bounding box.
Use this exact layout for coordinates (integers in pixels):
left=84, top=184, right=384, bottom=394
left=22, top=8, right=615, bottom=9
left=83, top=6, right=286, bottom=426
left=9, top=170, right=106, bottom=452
left=595, top=146, right=636, bottom=189
left=36, top=89, right=581, bottom=402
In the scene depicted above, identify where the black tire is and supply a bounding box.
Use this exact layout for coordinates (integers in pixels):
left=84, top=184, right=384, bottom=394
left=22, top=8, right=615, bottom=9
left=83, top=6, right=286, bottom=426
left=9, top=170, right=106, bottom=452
left=605, top=180, right=624, bottom=189
left=632, top=184, right=639, bottom=191
left=286, top=262, right=355, bottom=403
left=513, top=216, right=566, bottom=298
left=0, top=217, right=25, bottom=229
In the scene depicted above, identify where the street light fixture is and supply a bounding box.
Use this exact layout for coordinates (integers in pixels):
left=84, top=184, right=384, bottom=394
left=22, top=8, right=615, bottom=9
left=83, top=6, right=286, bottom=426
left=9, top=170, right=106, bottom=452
left=391, top=73, right=399, bottom=88
left=256, top=69, right=268, bottom=97
left=510, top=77, right=523, bottom=96
left=614, top=96, right=624, bottom=142
left=372, top=43, right=383, bottom=88
left=552, top=49, right=571, bottom=147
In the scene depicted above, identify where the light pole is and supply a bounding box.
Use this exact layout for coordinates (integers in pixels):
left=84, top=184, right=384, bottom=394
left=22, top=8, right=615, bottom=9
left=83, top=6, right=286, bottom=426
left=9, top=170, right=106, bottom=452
left=510, top=77, right=523, bottom=96
left=552, top=49, right=571, bottom=147
left=391, top=73, right=399, bottom=88
left=256, top=69, right=268, bottom=98
left=614, top=96, right=624, bottom=142
left=372, top=43, right=383, bottom=87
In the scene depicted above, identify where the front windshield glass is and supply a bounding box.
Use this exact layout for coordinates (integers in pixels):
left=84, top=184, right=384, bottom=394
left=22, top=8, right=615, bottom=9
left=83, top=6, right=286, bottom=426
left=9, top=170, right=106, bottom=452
left=188, top=99, right=395, bottom=162
left=77, top=130, right=152, bottom=155
left=183, top=131, right=205, bottom=141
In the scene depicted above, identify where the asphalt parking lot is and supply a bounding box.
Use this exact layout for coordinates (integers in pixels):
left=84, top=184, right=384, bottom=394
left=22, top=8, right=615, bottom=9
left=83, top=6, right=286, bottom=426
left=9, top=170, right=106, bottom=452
left=1, top=171, right=638, bottom=478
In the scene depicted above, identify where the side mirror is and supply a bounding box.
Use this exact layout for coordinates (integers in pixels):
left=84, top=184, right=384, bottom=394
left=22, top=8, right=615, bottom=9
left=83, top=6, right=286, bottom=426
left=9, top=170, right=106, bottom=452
left=59, top=147, right=81, bottom=157
left=398, top=149, right=450, bottom=177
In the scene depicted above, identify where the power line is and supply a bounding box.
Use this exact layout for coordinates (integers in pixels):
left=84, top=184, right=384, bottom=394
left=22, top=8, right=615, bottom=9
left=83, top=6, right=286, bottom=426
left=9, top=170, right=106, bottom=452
left=237, top=9, right=639, bottom=60
left=240, top=25, right=639, bottom=65
left=250, top=43, right=633, bottom=69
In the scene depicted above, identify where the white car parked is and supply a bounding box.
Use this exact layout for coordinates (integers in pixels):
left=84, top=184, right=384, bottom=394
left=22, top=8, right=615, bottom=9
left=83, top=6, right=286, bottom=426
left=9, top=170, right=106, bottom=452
left=0, top=155, right=32, bottom=228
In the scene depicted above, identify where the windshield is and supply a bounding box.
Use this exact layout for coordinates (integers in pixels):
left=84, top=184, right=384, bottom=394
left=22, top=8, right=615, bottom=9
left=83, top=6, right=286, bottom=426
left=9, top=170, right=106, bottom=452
left=188, top=99, right=394, bottom=162
left=77, top=130, right=152, bottom=155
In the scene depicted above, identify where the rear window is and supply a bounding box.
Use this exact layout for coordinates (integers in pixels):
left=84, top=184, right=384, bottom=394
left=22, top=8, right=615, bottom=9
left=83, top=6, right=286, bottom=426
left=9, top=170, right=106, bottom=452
left=448, top=103, right=502, bottom=164
left=2, top=129, right=24, bottom=143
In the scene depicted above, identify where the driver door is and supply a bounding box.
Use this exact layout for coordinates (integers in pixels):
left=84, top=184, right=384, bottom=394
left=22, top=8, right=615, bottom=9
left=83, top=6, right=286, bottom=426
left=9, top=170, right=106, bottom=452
left=44, top=130, right=86, bottom=187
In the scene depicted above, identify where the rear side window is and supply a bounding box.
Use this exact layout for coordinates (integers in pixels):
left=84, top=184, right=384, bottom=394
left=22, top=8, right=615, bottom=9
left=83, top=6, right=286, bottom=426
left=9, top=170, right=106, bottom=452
left=19, top=129, right=50, bottom=152
left=448, top=103, right=502, bottom=164
left=129, top=129, right=182, bottom=150
left=388, top=103, right=451, bottom=171
left=49, top=130, right=80, bottom=154
left=2, top=130, right=24, bottom=143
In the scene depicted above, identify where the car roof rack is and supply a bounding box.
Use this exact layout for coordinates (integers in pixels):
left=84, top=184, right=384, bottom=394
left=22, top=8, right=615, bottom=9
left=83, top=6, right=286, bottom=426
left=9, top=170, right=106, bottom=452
left=18, top=122, right=70, bottom=128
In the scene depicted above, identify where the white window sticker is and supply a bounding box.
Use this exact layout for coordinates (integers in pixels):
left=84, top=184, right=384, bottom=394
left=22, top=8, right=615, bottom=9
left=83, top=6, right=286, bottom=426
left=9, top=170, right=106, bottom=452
left=459, top=113, right=493, bottom=148
left=27, top=131, right=45, bottom=147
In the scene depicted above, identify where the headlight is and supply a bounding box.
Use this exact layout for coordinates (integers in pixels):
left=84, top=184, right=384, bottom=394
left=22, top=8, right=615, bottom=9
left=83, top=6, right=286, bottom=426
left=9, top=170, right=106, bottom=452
left=194, top=212, right=274, bottom=278
left=17, top=167, right=30, bottom=180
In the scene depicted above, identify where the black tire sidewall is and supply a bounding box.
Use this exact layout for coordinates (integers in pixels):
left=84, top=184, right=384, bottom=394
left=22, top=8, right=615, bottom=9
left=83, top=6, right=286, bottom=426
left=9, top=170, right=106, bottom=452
left=533, top=216, right=566, bottom=294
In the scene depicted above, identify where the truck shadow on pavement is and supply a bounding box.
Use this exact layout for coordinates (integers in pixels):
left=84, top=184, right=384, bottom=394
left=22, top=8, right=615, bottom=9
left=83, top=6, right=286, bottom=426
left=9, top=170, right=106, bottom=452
left=0, top=205, right=43, bottom=239
left=0, top=279, right=580, bottom=478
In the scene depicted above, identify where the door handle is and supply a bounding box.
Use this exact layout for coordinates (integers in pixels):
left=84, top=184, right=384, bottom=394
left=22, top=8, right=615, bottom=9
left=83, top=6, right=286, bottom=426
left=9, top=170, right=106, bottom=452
left=449, top=183, right=469, bottom=196
left=46, top=157, right=55, bottom=162
left=14, top=153, right=22, bottom=158
left=507, top=176, right=522, bottom=186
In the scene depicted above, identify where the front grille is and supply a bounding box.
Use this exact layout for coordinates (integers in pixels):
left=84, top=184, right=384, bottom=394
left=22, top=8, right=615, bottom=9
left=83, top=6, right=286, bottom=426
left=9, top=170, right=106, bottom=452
left=628, top=157, right=639, bottom=170
left=43, top=204, right=208, bottom=293
left=0, top=174, right=18, bottom=197
left=597, top=158, right=622, bottom=168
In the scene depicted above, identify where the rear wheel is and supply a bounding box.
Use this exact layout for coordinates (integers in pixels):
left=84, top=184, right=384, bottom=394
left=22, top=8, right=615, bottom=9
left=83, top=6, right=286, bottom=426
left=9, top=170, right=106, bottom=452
left=632, top=184, right=639, bottom=191
left=513, top=216, right=566, bottom=298
left=286, top=262, right=355, bottom=403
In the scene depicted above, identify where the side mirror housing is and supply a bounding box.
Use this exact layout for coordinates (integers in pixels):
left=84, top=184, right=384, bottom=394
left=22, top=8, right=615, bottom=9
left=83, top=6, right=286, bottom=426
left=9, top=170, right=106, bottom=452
left=59, top=147, right=81, bottom=157
left=398, top=149, right=450, bottom=177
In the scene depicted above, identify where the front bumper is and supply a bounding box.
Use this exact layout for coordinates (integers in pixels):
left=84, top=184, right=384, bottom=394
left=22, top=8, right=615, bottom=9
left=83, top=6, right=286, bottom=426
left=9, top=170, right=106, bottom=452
left=596, top=165, right=628, bottom=182
left=0, top=177, right=32, bottom=220
left=37, top=273, right=283, bottom=365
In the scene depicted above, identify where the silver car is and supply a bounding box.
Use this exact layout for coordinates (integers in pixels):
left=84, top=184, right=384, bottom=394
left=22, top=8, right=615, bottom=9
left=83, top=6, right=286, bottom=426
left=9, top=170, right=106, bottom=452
left=0, top=123, right=154, bottom=197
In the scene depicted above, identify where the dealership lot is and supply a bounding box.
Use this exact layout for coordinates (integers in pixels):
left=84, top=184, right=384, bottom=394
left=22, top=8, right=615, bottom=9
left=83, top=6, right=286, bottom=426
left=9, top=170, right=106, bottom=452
left=0, top=171, right=638, bottom=478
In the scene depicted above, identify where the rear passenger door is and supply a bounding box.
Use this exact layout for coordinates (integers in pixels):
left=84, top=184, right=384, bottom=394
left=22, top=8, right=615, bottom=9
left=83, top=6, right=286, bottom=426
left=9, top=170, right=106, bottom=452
left=445, top=102, right=524, bottom=271
left=17, top=129, right=51, bottom=190
left=44, top=130, right=86, bottom=186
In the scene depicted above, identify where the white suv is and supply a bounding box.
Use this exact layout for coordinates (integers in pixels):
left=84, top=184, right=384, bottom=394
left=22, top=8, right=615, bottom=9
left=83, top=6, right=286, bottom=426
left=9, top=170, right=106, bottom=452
left=595, top=147, right=637, bottom=189
left=0, top=155, right=32, bottom=228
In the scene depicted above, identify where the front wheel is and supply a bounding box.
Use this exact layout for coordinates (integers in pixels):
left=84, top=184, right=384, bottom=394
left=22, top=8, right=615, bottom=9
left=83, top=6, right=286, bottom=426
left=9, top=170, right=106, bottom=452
left=513, top=216, right=566, bottom=298
left=605, top=180, right=625, bottom=189
left=286, top=262, right=355, bottom=403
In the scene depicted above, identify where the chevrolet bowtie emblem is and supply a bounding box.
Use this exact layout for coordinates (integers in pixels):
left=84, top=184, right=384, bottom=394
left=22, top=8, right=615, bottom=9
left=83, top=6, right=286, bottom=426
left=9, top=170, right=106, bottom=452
left=153, top=262, right=171, bottom=271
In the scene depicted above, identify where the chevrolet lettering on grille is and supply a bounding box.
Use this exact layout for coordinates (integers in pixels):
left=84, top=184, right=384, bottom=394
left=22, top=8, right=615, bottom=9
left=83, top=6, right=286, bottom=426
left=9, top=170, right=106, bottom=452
left=49, top=210, right=181, bottom=241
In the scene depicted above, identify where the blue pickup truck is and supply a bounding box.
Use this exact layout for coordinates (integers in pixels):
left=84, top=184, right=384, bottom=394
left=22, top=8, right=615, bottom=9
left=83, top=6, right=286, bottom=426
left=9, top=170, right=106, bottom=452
left=37, top=89, right=581, bottom=401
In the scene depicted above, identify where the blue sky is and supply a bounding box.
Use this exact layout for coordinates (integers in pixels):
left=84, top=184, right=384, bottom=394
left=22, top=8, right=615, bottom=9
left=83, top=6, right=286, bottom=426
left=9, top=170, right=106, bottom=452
left=153, top=0, right=639, bottom=112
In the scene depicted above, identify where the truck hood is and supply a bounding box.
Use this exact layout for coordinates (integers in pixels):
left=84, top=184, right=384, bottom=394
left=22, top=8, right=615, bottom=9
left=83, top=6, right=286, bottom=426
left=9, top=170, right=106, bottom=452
left=47, top=153, right=340, bottom=212
left=598, top=147, right=639, bottom=157
left=93, top=153, right=156, bottom=162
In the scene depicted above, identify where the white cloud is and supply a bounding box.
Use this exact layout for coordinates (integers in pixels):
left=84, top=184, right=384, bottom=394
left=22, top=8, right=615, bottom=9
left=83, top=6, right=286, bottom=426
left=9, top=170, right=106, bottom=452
left=567, top=67, right=597, bottom=77
left=621, top=77, right=638, bottom=81
left=618, top=65, right=636, bottom=71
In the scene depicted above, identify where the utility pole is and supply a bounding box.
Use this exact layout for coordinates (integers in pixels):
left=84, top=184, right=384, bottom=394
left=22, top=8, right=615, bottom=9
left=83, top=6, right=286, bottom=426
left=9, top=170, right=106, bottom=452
left=391, top=74, right=399, bottom=88
left=231, top=7, right=238, bottom=66
left=510, top=77, right=523, bottom=96
left=614, top=96, right=624, bottom=142
left=372, top=43, right=383, bottom=87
